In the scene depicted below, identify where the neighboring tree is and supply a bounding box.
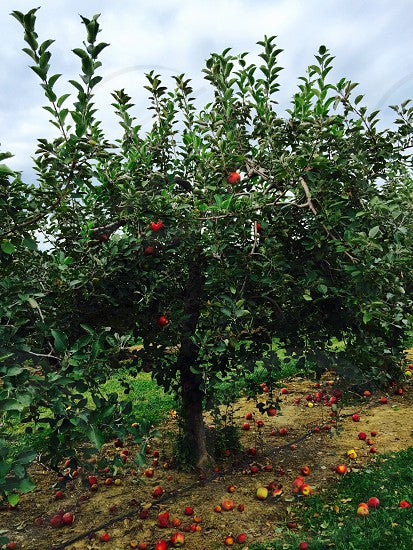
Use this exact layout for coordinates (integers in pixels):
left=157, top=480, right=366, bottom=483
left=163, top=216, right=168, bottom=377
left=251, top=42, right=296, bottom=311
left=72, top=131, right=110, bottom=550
left=1, top=5, right=412, bottom=490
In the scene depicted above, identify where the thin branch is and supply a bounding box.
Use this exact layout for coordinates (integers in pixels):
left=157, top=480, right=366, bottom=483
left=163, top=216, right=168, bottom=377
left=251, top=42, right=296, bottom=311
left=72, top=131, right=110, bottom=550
left=25, top=350, right=60, bottom=361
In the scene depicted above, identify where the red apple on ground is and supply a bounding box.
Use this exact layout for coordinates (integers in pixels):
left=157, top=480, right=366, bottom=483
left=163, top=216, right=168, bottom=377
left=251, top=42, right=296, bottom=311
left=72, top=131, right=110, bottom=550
left=237, top=504, right=244, bottom=512
left=371, top=431, right=377, bottom=436
left=358, top=432, right=367, bottom=440
left=50, top=514, right=63, bottom=528
left=301, top=465, right=310, bottom=476
left=158, top=511, right=169, bottom=528
left=144, top=468, right=154, bottom=478
left=250, top=465, right=259, bottom=474
left=237, top=534, right=246, bottom=543
left=155, top=541, right=168, bottom=550
left=399, top=500, right=411, bottom=508
left=242, top=423, right=250, bottom=430
left=379, top=396, right=388, bottom=404
left=170, top=532, right=185, bottom=547
left=279, top=428, right=288, bottom=436
left=152, top=486, right=163, bottom=498
left=62, top=512, right=74, bottom=525
left=55, top=490, right=64, bottom=499
left=367, top=497, right=380, bottom=509
left=224, top=535, right=234, bottom=546
left=227, top=484, right=236, bottom=493
left=300, top=484, right=312, bottom=496
left=245, top=412, right=253, bottom=420
left=335, top=464, right=347, bottom=475
left=172, top=518, right=181, bottom=527
left=298, top=543, right=309, bottom=550
left=280, top=388, right=288, bottom=394
left=144, top=246, right=155, bottom=256
left=256, top=420, right=264, bottom=428
left=137, top=543, right=148, bottom=550
left=357, top=503, right=369, bottom=516
left=248, top=447, right=257, bottom=456
left=184, top=506, right=194, bottom=516
left=352, top=414, right=360, bottom=422
left=221, top=499, right=235, bottom=511
left=370, top=446, right=377, bottom=453
left=100, top=533, right=110, bottom=542
left=268, top=407, right=277, bottom=416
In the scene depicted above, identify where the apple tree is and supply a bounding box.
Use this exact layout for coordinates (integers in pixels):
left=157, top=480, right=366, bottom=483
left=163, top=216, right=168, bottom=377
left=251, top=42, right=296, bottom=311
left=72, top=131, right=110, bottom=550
left=1, top=7, right=412, bottom=479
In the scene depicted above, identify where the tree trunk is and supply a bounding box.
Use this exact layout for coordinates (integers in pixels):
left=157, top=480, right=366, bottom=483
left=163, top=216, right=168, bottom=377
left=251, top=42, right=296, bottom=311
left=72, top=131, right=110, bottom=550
left=177, top=257, right=210, bottom=471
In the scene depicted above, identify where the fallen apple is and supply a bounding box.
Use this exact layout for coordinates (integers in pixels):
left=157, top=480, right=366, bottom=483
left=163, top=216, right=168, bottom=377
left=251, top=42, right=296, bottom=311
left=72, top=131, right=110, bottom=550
left=256, top=486, right=269, bottom=500
left=62, top=512, right=74, bottom=525
left=170, top=532, right=185, bottom=547
left=221, top=499, right=235, bottom=511
left=158, top=511, right=169, bottom=528
left=367, top=497, right=380, bottom=509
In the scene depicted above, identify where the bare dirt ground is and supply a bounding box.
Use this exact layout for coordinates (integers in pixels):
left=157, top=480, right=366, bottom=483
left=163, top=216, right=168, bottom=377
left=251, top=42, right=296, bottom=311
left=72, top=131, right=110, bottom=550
left=1, top=373, right=412, bottom=550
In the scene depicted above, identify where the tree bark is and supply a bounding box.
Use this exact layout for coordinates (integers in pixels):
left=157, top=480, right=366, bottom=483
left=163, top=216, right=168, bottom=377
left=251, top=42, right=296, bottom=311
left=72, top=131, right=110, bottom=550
left=177, top=256, right=210, bottom=471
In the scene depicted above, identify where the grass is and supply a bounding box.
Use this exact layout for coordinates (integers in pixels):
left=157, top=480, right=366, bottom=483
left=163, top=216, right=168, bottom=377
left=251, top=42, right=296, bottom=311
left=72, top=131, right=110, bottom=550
left=251, top=447, right=413, bottom=550
left=100, top=371, right=175, bottom=426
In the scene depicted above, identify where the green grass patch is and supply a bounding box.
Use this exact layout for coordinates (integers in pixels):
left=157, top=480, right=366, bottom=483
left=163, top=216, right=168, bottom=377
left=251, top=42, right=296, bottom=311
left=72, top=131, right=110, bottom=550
left=251, top=447, right=413, bottom=550
left=100, top=371, right=175, bottom=426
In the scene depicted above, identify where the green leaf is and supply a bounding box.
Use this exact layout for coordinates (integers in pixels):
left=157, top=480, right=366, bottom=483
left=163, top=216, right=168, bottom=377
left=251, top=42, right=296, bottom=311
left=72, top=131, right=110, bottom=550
left=0, top=163, right=15, bottom=175
left=51, top=329, right=68, bottom=354
left=1, top=241, right=15, bottom=254
left=363, top=312, right=373, bottom=324
left=369, top=226, right=380, bottom=238
left=0, top=399, right=23, bottom=412
left=17, top=477, right=35, bottom=493
left=22, top=237, right=38, bottom=250
left=88, top=426, right=104, bottom=450
left=72, top=48, right=88, bottom=59
left=7, top=494, right=20, bottom=506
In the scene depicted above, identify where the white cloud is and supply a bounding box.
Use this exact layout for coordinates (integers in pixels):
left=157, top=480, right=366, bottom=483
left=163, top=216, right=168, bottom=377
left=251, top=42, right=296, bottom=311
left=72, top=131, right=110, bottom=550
left=1, top=0, right=412, bottom=181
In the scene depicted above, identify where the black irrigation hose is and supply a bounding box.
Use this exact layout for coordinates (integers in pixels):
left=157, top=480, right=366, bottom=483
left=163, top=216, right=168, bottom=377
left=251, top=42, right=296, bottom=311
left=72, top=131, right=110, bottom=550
left=52, top=400, right=389, bottom=549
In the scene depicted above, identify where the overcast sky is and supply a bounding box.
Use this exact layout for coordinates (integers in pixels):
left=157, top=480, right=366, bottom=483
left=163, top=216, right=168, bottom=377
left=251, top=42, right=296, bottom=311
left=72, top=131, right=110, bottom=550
left=1, top=0, right=412, bottom=182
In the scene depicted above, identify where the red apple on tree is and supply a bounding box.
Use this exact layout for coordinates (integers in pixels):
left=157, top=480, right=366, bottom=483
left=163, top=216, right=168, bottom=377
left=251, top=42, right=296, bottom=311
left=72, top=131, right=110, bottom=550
left=227, top=172, right=240, bottom=184
left=157, top=315, right=169, bottom=327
